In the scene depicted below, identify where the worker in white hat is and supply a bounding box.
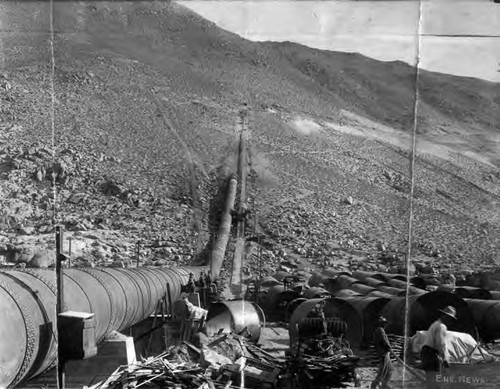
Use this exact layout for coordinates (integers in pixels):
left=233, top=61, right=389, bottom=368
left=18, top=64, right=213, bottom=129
left=421, top=305, right=457, bottom=372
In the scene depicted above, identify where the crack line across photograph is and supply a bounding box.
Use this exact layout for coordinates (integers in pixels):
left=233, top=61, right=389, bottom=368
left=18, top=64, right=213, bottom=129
left=0, top=1, right=499, bottom=389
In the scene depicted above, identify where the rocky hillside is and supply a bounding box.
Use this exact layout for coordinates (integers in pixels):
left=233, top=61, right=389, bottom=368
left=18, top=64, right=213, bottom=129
left=0, top=1, right=499, bottom=277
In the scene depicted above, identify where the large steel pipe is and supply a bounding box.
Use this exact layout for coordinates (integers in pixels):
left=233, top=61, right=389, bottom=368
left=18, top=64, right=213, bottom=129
left=0, top=266, right=205, bottom=389
left=325, top=298, right=363, bottom=348
left=455, top=287, right=492, bottom=300
left=205, top=300, right=264, bottom=342
left=327, top=275, right=359, bottom=293
left=410, top=276, right=427, bottom=290
left=379, top=291, right=476, bottom=338
left=463, top=299, right=500, bottom=342
left=348, top=283, right=377, bottom=296
left=260, top=285, right=300, bottom=320
left=210, top=177, right=237, bottom=281
left=373, top=273, right=407, bottom=282
left=367, top=290, right=394, bottom=299
left=289, top=298, right=360, bottom=348
left=352, top=271, right=379, bottom=281
left=377, top=285, right=406, bottom=297
left=387, top=279, right=426, bottom=295
left=335, top=297, right=391, bottom=348
left=362, top=277, right=388, bottom=288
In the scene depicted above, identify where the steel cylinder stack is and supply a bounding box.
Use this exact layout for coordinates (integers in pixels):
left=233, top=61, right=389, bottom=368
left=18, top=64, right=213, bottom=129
left=0, top=266, right=207, bottom=389
left=258, top=268, right=500, bottom=351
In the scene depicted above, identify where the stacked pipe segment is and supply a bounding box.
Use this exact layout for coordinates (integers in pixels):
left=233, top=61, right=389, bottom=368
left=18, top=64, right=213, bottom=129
left=0, top=266, right=206, bottom=389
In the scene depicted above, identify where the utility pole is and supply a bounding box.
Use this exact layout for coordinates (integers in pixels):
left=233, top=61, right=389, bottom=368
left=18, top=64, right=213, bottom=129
left=56, top=225, right=67, bottom=389
left=136, top=241, right=141, bottom=268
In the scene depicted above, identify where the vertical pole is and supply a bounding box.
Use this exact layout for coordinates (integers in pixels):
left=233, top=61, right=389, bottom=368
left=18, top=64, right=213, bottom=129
left=258, top=237, right=262, bottom=280
left=136, top=241, right=140, bottom=268
left=56, top=225, right=65, bottom=389
left=166, top=283, right=173, bottom=317
left=68, top=236, right=72, bottom=268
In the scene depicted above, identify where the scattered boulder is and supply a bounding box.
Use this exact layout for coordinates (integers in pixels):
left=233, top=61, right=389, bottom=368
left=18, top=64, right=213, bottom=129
left=101, top=180, right=123, bottom=196
left=28, top=250, right=55, bottom=268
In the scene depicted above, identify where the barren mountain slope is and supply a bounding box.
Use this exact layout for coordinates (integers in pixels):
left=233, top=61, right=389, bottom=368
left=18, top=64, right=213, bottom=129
left=1, top=1, right=499, bottom=274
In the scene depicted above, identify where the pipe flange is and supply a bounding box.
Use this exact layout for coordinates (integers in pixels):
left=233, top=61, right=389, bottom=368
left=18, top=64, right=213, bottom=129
left=80, top=268, right=118, bottom=340
left=0, top=280, right=36, bottom=388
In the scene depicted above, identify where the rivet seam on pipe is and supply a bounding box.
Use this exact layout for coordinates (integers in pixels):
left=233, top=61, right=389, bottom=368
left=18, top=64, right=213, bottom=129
left=64, top=272, right=92, bottom=318
left=80, top=269, right=117, bottom=336
left=98, top=268, right=131, bottom=329
left=115, top=269, right=144, bottom=325
left=0, top=280, right=35, bottom=388
left=17, top=269, right=57, bottom=297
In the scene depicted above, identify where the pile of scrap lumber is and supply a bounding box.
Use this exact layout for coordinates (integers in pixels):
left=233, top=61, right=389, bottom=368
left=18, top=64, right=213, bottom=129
left=91, top=349, right=213, bottom=389
left=91, top=334, right=285, bottom=389
left=288, top=336, right=360, bottom=388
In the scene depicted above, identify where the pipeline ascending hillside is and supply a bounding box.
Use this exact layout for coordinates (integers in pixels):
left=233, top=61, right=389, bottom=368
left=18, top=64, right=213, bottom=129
left=209, top=176, right=237, bottom=281
left=0, top=265, right=206, bottom=389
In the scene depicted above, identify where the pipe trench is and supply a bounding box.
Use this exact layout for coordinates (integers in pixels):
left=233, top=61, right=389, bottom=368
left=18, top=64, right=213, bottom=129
left=0, top=266, right=206, bottom=389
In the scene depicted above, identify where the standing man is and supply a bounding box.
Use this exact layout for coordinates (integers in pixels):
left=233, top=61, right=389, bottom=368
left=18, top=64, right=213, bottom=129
left=420, top=306, right=456, bottom=389
left=371, top=316, right=394, bottom=389
left=420, top=306, right=456, bottom=371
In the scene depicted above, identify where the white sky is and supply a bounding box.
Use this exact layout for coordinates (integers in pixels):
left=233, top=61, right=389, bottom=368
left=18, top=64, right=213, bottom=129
left=179, top=1, right=500, bottom=82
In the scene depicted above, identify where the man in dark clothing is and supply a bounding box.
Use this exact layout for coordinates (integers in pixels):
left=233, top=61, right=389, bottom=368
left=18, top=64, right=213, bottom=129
left=371, top=316, right=394, bottom=389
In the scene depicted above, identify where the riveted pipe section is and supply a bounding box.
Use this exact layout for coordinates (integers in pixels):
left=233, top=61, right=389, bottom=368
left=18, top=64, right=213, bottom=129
left=328, top=275, right=359, bottom=293
left=303, top=287, right=331, bottom=299
left=455, top=287, right=492, bottom=300
left=325, top=298, right=363, bottom=348
left=362, top=277, right=388, bottom=288
left=273, top=271, right=293, bottom=282
left=373, top=273, right=407, bottom=282
left=261, top=285, right=300, bottom=320
left=387, top=279, right=426, bottom=295
left=289, top=298, right=337, bottom=346
left=308, top=272, right=330, bottom=287
left=205, top=300, right=264, bottom=342
left=210, top=176, right=237, bottom=281
left=335, top=289, right=363, bottom=297
left=335, top=297, right=391, bottom=348
left=367, top=290, right=395, bottom=299
left=410, top=276, right=427, bottom=290
left=259, top=276, right=281, bottom=288
left=463, top=299, right=500, bottom=342
left=379, top=291, right=476, bottom=338
left=322, top=269, right=352, bottom=278
left=352, top=271, right=379, bottom=281
left=377, top=286, right=406, bottom=297
left=349, top=283, right=377, bottom=296
left=285, top=298, right=308, bottom=322
left=0, top=266, right=205, bottom=389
